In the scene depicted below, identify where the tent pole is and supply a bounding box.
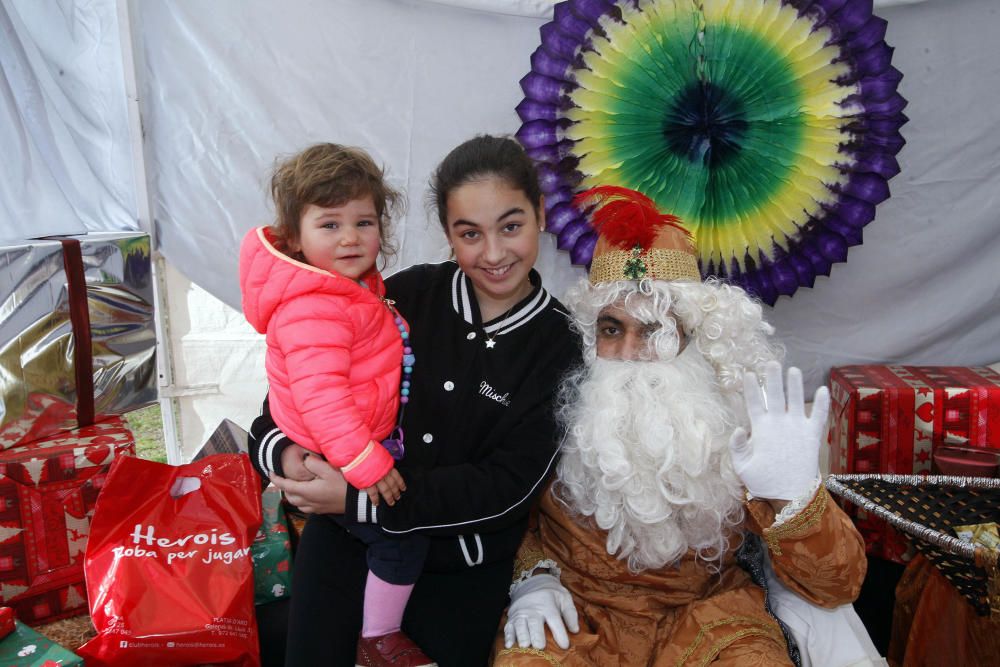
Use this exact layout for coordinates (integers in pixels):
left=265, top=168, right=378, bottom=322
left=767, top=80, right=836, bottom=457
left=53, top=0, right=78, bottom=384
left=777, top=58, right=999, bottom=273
left=116, top=0, right=183, bottom=464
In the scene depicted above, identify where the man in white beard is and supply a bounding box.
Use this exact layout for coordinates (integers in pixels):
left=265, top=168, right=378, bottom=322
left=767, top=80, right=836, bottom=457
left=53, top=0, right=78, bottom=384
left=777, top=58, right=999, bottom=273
left=558, top=331, right=750, bottom=574
left=493, top=187, right=870, bottom=667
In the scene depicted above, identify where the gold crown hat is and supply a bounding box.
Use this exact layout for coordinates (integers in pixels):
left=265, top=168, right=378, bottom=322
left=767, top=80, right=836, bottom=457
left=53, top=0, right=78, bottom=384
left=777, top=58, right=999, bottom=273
left=574, top=186, right=700, bottom=285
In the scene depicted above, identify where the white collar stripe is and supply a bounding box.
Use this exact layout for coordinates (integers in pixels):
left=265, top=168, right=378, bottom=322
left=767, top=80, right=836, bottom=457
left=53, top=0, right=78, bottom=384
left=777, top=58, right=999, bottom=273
left=484, top=287, right=547, bottom=334
left=450, top=269, right=474, bottom=324
left=451, top=266, right=550, bottom=335
left=496, top=292, right=551, bottom=336
left=450, top=267, right=474, bottom=324
left=460, top=279, right=473, bottom=324
left=451, top=269, right=461, bottom=315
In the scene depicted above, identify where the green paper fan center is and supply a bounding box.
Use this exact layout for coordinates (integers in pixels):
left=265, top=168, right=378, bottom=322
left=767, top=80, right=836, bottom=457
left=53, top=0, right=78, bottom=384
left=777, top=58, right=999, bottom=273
left=574, top=18, right=807, bottom=230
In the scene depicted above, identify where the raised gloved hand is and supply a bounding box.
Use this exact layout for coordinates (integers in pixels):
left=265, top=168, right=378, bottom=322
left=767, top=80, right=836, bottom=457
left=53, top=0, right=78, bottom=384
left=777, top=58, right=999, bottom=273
left=503, top=573, right=579, bottom=650
left=728, top=361, right=831, bottom=501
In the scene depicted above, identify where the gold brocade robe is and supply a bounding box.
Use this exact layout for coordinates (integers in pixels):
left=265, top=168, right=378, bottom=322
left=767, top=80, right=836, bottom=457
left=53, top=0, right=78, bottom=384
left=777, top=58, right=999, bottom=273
left=493, top=485, right=866, bottom=667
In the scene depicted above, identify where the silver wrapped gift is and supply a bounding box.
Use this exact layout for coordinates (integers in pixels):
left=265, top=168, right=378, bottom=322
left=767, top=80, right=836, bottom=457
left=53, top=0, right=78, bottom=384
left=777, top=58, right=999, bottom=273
left=0, top=232, right=157, bottom=448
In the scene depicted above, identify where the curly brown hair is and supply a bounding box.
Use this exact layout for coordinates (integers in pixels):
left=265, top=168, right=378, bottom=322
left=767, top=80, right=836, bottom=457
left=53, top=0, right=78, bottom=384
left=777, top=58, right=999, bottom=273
left=269, top=143, right=402, bottom=263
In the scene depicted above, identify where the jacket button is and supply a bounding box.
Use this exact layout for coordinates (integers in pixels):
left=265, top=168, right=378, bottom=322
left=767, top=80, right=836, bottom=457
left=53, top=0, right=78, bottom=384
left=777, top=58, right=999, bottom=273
left=466, top=332, right=476, bottom=340
left=422, top=433, right=434, bottom=443
left=443, top=381, right=455, bottom=391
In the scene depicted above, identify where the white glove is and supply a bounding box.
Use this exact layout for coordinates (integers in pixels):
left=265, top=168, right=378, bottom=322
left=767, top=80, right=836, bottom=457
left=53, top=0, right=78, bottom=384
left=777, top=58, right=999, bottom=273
left=728, top=361, right=831, bottom=501
left=503, top=573, right=579, bottom=650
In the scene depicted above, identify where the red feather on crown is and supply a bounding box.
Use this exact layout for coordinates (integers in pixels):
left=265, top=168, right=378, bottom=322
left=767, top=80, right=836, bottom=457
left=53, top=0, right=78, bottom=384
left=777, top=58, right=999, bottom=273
left=573, top=185, right=688, bottom=250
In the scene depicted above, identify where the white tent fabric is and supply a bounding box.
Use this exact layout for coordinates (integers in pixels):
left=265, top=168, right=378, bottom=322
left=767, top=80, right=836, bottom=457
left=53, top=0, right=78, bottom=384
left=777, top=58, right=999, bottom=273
left=0, top=0, right=135, bottom=242
left=2, top=0, right=999, bottom=453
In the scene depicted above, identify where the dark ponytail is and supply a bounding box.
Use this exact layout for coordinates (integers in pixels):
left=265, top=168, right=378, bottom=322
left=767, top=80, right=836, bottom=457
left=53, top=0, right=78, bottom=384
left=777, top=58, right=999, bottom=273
left=429, top=135, right=542, bottom=232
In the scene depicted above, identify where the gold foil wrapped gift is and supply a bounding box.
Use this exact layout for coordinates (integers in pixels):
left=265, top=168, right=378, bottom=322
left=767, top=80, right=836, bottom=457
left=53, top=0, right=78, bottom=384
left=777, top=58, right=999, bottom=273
left=954, top=522, right=1000, bottom=550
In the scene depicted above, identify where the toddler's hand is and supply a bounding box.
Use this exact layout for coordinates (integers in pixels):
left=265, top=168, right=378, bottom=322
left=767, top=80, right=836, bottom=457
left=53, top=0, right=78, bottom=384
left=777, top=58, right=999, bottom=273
left=365, top=468, right=406, bottom=507
left=280, top=445, right=317, bottom=482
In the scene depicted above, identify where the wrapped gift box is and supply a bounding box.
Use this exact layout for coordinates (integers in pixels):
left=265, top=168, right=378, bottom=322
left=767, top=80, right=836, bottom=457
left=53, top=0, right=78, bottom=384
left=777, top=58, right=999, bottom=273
left=0, top=620, right=82, bottom=666
left=0, top=233, right=156, bottom=450
left=828, top=365, right=1000, bottom=561
left=252, top=486, right=292, bottom=605
left=0, top=418, right=135, bottom=624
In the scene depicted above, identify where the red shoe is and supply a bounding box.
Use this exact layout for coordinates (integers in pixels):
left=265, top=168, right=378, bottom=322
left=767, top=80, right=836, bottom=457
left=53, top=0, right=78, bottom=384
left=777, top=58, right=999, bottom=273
left=355, top=631, right=437, bottom=667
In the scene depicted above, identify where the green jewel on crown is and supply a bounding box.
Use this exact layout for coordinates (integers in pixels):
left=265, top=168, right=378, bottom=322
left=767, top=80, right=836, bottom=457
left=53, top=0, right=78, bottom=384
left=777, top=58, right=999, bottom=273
left=623, top=244, right=647, bottom=280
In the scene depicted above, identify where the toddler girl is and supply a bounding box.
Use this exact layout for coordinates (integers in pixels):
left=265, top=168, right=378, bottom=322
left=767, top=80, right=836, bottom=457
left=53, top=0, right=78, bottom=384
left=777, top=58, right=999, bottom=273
left=240, top=143, right=433, bottom=666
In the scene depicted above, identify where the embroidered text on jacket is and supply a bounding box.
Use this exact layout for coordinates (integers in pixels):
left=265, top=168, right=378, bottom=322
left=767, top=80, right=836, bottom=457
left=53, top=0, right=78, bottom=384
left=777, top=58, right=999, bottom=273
left=479, top=381, right=511, bottom=407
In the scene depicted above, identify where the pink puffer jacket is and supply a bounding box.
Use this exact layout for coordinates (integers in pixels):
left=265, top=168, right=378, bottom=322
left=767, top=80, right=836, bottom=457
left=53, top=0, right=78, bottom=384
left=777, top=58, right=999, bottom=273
left=239, top=227, right=400, bottom=489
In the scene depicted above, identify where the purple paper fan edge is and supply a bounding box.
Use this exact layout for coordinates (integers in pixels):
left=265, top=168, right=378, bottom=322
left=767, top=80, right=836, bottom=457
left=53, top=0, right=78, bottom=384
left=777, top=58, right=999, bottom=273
left=516, top=0, right=908, bottom=305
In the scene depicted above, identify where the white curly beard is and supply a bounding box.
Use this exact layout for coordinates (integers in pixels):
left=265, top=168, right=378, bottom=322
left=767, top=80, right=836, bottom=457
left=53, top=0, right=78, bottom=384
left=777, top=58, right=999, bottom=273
left=555, top=344, right=748, bottom=572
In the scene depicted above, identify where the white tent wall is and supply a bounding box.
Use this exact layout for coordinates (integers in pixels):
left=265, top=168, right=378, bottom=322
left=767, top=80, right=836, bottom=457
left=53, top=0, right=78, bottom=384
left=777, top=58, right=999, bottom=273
left=162, top=261, right=266, bottom=457
left=3, top=0, right=1000, bottom=460
left=0, top=0, right=136, bottom=241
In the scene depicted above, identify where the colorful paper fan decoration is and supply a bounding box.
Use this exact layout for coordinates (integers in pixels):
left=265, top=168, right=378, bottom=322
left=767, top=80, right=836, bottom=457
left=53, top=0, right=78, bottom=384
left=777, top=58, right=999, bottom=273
left=517, top=0, right=908, bottom=305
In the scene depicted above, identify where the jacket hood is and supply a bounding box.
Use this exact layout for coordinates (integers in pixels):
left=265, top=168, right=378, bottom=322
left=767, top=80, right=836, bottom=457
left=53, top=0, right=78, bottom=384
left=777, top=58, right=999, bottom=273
left=239, top=226, right=384, bottom=333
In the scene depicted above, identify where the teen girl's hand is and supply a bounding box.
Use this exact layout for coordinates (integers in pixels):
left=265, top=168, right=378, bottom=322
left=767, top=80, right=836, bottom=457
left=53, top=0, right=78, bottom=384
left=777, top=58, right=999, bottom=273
left=271, top=455, right=348, bottom=515
left=366, top=468, right=406, bottom=506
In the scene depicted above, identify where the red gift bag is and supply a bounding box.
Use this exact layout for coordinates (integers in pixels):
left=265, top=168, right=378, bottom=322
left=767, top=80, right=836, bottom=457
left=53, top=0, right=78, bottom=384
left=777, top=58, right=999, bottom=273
left=77, top=454, right=262, bottom=667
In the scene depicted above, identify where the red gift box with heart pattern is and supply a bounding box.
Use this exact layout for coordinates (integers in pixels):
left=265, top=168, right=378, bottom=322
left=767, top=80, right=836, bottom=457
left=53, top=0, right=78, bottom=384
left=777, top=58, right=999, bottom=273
left=0, top=417, right=134, bottom=624
left=828, top=365, right=1000, bottom=563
